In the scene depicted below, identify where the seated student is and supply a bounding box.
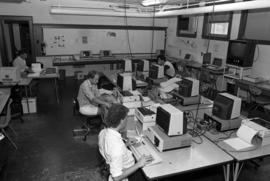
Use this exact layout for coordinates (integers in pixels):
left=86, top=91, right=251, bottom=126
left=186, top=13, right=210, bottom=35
left=99, top=104, right=153, bottom=181
left=156, top=54, right=176, bottom=78
left=12, top=50, right=31, bottom=74
left=77, top=70, right=117, bottom=116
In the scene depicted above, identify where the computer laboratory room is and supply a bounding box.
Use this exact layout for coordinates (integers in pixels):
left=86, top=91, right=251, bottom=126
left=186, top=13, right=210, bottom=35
left=1, top=0, right=270, bottom=181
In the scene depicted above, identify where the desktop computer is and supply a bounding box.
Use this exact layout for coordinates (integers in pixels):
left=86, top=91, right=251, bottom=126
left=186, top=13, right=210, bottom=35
left=120, top=58, right=134, bottom=72
left=137, top=59, right=149, bottom=72
left=80, top=50, right=92, bottom=58
left=149, top=64, right=164, bottom=79
left=178, top=77, right=199, bottom=97
left=145, top=125, right=192, bottom=152
left=156, top=104, right=187, bottom=136
left=212, top=92, right=242, bottom=120
left=0, top=67, right=20, bottom=83
left=116, top=73, right=136, bottom=91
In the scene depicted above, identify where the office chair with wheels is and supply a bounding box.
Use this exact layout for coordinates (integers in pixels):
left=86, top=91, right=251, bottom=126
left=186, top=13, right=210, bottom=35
left=10, top=85, right=24, bottom=123
left=0, top=99, right=17, bottom=149
left=72, top=97, right=102, bottom=141
left=248, top=85, right=270, bottom=113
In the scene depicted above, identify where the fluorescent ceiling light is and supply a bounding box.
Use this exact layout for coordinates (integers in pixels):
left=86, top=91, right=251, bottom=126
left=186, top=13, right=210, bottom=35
left=141, top=0, right=169, bottom=6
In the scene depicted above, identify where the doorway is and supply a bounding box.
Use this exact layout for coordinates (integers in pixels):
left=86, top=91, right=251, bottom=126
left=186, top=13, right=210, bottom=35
left=0, top=16, right=34, bottom=66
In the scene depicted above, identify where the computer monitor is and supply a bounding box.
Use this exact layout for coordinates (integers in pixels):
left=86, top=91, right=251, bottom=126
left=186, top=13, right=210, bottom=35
left=100, top=50, right=112, bottom=57
left=116, top=73, right=136, bottom=91
left=80, top=50, right=92, bottom=58
left=120, top=58, right=134, bottom=72
left=226, top=39, right=256, bottom=67
left=212, top=93, right=242, bottom=120
left=202, top=52, right=211, bottom=65
left=184, top=53, right=192, bottom=60
left=149, top=64, right=164, bottom=79
left=178, top=77, right=199, bottom=97
left=156, top=104, right=187, bottom=136
left=136, top=59, right=149, bottom=72
left=212, top=58, right=222, bottom=67
left=0, top=67, right=20, bottom=83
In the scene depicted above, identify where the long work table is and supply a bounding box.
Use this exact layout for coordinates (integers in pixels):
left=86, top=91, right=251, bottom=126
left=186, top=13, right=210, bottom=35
left=53, top=53, right=157, bottom=66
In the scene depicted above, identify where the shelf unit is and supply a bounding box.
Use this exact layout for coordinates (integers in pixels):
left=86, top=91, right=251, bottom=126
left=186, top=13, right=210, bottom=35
left=224, top=64, right=252, bottom=80
left=223, top=64, right=252, bottom=95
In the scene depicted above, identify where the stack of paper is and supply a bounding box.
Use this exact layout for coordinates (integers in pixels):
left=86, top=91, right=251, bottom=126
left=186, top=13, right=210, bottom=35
left=223, top=124, right=259, bottom=151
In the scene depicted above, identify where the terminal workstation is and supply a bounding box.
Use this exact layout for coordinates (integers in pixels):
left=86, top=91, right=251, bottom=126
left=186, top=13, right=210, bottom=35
left=2, top=1, right=270, bottom=181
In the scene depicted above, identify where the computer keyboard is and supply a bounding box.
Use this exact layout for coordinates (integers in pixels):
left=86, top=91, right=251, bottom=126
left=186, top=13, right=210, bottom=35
left=45, top=68, right=57, bottom=74
left=137, top=107, right=155, bottom=116
left=130, top=137, right=162, bottom=167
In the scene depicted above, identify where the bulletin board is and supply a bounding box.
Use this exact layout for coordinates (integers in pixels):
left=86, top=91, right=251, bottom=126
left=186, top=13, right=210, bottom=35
left=43, top=28, right=166, bottom=55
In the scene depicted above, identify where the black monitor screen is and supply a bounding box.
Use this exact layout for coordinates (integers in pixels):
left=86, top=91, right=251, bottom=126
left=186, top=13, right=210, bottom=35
left=178, top=79, right=192, bottom=97
left=156, top=106, right=170, bottom=134
left=82, top=51, right=91, bottom=57
left=226, top=40, right=256, bottom=67
left=212, top=94, right=234, bottom=120
left=229, top=42, right=246, bottom=59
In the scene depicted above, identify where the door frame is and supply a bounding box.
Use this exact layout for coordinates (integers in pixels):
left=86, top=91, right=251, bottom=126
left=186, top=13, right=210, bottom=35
left=0, top=16, right=35, bottom=66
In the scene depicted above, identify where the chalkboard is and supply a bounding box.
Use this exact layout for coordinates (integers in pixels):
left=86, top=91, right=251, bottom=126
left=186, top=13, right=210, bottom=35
left=43, top=28, right=165, bottom=55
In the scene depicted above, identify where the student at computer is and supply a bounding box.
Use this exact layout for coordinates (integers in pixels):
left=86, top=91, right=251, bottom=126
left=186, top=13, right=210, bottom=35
left=98, top=104, right=153, bottom=181
left=12, top=50, right=30, bottom=73
left=157, top=54, right=176, bottom=78
left=77, top=70, right=117, bottom=116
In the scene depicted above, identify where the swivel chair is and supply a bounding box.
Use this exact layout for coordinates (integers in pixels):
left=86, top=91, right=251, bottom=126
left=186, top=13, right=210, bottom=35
left=248, top=85, right=270, bottom=113
left=10, top=85, right=25, bottom=123
left=72, top=97, right=103, bottom=141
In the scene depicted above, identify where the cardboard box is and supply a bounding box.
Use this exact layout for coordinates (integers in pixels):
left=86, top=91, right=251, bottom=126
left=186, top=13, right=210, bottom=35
left=21, top=97, right=37, bottom=113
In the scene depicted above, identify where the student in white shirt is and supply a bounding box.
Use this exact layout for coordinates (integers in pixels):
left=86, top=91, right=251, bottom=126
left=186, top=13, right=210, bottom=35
left=157, top=54, right=176, bottom=78
left=77, top=70, right=117, bottom=116
left=98, top=104, right=153, bottom=181
left=13, top=50, right=29, bottom=73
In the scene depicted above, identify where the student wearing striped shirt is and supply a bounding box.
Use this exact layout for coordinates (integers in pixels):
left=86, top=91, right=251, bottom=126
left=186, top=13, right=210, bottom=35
left=98, top=104, right=153, bottom=181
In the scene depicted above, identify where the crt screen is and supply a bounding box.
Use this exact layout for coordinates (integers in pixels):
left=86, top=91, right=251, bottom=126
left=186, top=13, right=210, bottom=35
left=229, top=42, right=246, bottom=59
left=156, top=107, right=170, bottom=134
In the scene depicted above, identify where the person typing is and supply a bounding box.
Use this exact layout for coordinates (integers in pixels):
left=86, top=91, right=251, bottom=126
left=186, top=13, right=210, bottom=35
left=99, top=104, right=153, bottom=181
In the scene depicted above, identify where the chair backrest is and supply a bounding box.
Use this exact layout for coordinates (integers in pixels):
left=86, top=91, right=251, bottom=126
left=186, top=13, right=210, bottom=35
left=200, top=68, right=211, bottom=83
left=249, top=85, right=262, bottom=96
left=0, top=99, right=12, bottom=128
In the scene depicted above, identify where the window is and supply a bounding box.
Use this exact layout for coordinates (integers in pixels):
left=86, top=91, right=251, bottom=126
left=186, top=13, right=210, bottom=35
left=239, top=8, right=270, bottom=44
left=177, top=15, right=198, bottom=38
left=202, top=12, right=232, bottom=40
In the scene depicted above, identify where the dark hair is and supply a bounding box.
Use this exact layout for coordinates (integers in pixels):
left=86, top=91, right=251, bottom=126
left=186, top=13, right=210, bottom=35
left=105, top=104, right=129, bottom=128
left=86, top=70, right=100, bottom=79
left=157, top=54, right=166, bottom=62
